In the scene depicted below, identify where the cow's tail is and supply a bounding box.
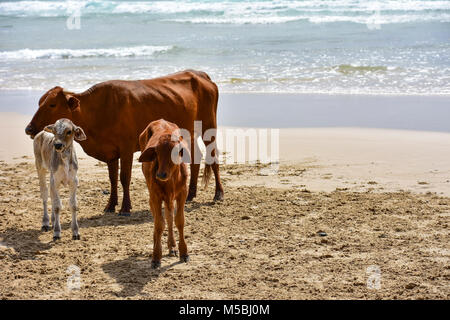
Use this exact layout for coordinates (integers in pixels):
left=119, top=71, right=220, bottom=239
left=202, top=164, right=213, bottom=189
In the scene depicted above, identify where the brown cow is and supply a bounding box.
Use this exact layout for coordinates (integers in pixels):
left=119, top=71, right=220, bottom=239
left=25, top=70, right=224, bottom=215
left=138, top=119, right=190, bottom=268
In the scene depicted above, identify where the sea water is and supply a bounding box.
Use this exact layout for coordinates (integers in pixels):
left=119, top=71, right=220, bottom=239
left=0, top=0, right=449, bottom=94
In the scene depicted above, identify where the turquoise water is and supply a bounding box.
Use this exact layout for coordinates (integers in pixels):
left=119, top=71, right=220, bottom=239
left=0, top=0, right=449, bottom=94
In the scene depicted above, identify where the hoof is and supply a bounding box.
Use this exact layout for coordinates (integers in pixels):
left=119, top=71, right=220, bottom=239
left=53, top=236, right=61, bottom=241
left=72, top=234, right=80, bottom=240
left=104, top=201, right=117, bottom=213
left=213, top=191, right=224, bottom=202
left=186, top=192, right=196, bottom=202
left=41, top=225, right=51, bottom=232
left=151, top=260, right=161, bottom=269
left=180, top=254, right=190, bottom=263
left=169, top=249, right=178, bottom=257
left=118, top=212, right=131, bottom=217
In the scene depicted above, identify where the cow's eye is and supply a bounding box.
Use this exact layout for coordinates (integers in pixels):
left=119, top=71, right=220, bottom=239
left=67, top=130, right=72, bottom=135
left=49, top=104, right=56, bottom=108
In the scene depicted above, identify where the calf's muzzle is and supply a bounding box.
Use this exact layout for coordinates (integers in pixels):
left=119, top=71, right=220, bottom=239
left=156, top=172, right=168, bottom=181
left=54, top=143, right=63, bottom=151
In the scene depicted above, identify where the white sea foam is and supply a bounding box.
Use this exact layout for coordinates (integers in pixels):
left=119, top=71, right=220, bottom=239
left=1, top=0, right=449, bottom=24
left=0, top=46, right=174, bottom=60
left=167, top=13, right=450, bottom=25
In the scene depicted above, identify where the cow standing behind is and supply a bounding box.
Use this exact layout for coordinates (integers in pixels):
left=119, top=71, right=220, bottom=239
left=25, top=70, right=224, bottom=216
left=33, top=118, right=86, bottom=240
left=138, top=119, right=190, bottom=268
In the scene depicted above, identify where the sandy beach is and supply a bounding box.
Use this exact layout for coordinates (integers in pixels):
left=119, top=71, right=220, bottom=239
left=0, top=101, right=449, bottom=299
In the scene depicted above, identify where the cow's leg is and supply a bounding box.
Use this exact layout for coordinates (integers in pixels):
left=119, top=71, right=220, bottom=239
left=164, top=201, right=177, bottom=256
left=187, top=137, right=202, bottom=202
left=38, top=169, right=50, bottom=231
left=150, top=199, right=164, bottom=269
left=175, top=193, right=189, bottom=263
left=211, top=162, right=224, bottom=201
left=50, top=175, right=62, bottom=241
left=104, top=159, right=119, bottom=213
left=202, top=135, right=224, bottom=201
left=69, top=177, right=80, bottom=240
left=119, top=152, right=133, bottom=215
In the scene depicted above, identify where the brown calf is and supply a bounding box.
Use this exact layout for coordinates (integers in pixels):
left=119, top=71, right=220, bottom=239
left=138, top=119, right=190, bottom=269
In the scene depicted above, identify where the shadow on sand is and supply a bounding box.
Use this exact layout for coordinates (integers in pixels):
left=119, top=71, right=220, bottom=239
left=185, top=200, right=216, bottom=213
left=0, top=209, right=152, bottom=260
left=101, top=254, right=184, bottom=297
left=0, top=228, right=52, bottom=260
left=0, top=200, right=213, bottom=262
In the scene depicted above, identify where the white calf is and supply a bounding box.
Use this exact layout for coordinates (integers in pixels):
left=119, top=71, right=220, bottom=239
left=33, top=118, right=86, bottom=241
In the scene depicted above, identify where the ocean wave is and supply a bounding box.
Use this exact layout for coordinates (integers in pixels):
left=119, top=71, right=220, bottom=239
left=308, top=13, right=450, bottom=25
left=0, top=46, right=174, bottom=60
left=1, top=0, right=450, bottom=25
left=166, top=13, right=450, bottom=25
left=334, top=65, right=389, bottom=74
left=166, top=16, right=306, bottom=25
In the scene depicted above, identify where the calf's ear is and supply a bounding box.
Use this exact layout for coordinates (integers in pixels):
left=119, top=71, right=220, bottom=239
left=179, top=140, right=191, bottom=163
left=138, top=147, right=156, bottom=163
left=44, top=124, right=55, bottom=134
left=74, top=126, right=87, bottom=141
left=139, top=126, right=153, bottom=151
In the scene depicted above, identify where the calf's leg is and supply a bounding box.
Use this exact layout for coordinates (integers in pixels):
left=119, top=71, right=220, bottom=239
left=150, top=199, right=164, bottom=269
left=50, top=175, right=62, bottom=241
left=119, top=153, right=133, bottom=215
left=69, top=177, right=80, bottom=240
left=37, top=169, right=50, bottom=231
left=164, top=201, right=177, bottom=256
left=175, top=194, right=189, bottom=263
left=104, top=159, right=118, bottom=213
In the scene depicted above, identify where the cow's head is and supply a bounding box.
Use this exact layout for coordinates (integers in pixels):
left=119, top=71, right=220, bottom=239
left=138, top=121, right=190, bottom=182
left=25, top=86, right=80, bottom=139
left=44, top=118, right=86, bottom=153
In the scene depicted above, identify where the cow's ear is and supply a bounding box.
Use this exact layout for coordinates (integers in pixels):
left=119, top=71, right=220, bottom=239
left=138, top=147, right=156, bottom=163
left=66, top=95, right=80, bottom=111
left=74, top=126, right=87, bottom=141
left=44, top=124, right=55, bottom=134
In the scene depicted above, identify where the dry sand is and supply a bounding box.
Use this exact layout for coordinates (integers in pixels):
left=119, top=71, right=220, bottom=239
left=0, top=112, right=449, bottom=299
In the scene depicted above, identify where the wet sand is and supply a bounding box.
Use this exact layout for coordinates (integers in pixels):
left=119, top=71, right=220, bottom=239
left=1, top=90, right=450, bottom=131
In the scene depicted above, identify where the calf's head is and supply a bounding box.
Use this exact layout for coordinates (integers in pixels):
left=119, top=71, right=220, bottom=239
left=138, top=128, right=190, bottom=182
left=25, top=86, right=80, bottom=139
left=44, top=119, right=86, bottom=152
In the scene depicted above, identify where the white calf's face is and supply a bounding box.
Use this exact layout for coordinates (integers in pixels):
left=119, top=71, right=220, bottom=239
left=44, top=118, right=86, bottom=152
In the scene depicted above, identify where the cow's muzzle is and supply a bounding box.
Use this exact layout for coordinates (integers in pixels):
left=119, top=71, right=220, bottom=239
left=25, top=124, right=36, bottom=138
